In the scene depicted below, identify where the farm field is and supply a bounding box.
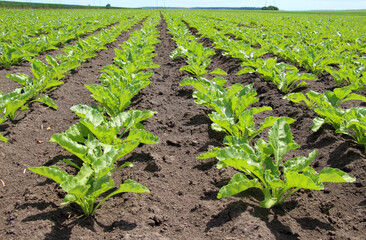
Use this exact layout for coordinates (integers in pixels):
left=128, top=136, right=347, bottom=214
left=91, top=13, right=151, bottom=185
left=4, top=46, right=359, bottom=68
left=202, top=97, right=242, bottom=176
left=0, top=8, right=365, bottom=239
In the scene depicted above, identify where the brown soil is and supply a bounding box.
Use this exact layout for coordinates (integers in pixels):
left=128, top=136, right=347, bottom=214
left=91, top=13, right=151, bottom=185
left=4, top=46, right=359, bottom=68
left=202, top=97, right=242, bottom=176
left=0, top=16, right=365, bottom=240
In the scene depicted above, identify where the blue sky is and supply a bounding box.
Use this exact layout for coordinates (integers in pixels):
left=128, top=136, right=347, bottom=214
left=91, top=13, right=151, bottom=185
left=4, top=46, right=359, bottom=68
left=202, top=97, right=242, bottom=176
left=6, top=0, right=366, bottom=10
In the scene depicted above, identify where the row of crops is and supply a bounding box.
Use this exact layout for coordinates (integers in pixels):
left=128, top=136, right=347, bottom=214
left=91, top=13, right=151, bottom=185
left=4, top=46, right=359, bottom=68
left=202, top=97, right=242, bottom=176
left=0, top=9, right=133, bottom=68
left=0, top=8, right=364, bottom=219
left=29, top=14, right=162, bottom=216
left=172, top=11, right=366, bottom=153
left=0, top=10, right=146, bottom=142
left=0, top=9, right=165, bottom=217
left=164, top=11, right=357, bottom=208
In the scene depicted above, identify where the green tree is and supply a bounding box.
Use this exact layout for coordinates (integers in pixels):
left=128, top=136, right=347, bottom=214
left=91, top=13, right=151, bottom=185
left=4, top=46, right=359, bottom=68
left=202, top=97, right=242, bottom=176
left=262, top=6, right=279, bottom=10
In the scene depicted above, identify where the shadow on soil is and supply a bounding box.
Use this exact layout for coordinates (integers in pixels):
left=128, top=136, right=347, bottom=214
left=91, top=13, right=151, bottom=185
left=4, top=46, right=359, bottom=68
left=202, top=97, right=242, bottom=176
left=294, top=217, right=335, bottom=231
left=43, top=154, right=81, bottom=167
left=328, top=142, right=364, bottom=168
left=247, top=202, right=301, bottom=239
left=20, top=203, right=75, bottom=240
left=204, top=188, right=331, bottom=239
left=205, top=201, right=248, bottom=232
left=123, top=152, right=153, bottom=164
left=185, top=114, right=211, bottom=126
left=193, top=159, right=216, bottom=171
left=225, top=199, right=334, bottom=240
left=176, top=89, right=193, bottom=98
left=20, top=202, right=136, bottom=240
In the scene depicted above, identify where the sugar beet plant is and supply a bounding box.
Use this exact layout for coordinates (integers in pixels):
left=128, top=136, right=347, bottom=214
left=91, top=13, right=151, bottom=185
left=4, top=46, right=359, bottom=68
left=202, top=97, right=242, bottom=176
left=180, top=76, right=340, bottom=208
left=29, top=139, right=151, bottom=216
left=237, top=58, right=318, bottom=93
left=166, top=14, right=227, bottom=78
left=87, top=19, right=161, bottom=118
left=285, top=83, right=366, bottom=151
left=29, top=104, right=158, bottom=216
left=198, top=118, right=355, bottom=208
left=28, top=14, right=161, bottom=217
left=180, top=77, right=294, bottom=140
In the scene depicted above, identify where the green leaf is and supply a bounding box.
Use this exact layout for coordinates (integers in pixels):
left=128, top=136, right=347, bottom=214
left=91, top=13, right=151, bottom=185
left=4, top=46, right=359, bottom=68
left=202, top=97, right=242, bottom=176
left=236, top=67, right=255, bottom=75
left=304, top=91, right=324, bottom=108
left=210, top=68, right=227, bottom=75
left=93, top=179, right=150, bottom=214
left=88, top=180, right=115, bottom=203
left=255, top=138, right=273, bottom=160
left=291, top=81, right=309, bottom=90
left=85, top=84, right=134, bottom=117
left=61, top=158, right=80, bottom=169
left=124, top=129, right=159, bottom=144
left=211, top=123, right=225, bottom=132
left=4, top=99, right=27, bottom=120
left=260, top=194, right=278, bottom=208
left=113, top=161, right=134, bottom=172
left=284, top=150, right=318, bottom=172
left=64, top=123, right=88, bottom=143
left=75, top=163, right=93, bottom=186
left=71, top=104, right=105, bottom=126
left=311, top=117, right=325, bottom=132
left=223, top=136, right=249, bottom=147
left=285, top=171, right=323, bottom=190
left=115, top=179, right=150, bottom=194
left=210, top=114, right=237, bottom=136
left=114, top=141, right=140, bottom=160
left=213, top=77, right=227, bottom=87
left=319, top=167, right=356, bottom=183
left=0, top=133, right=8, bottom=143
left=263, top=157, right=283, bottom=189
left=268, top=119, right=299, bottom=165
left=50, top=134, right=88, bottom=162
left=80, top=118, right=120, bottom=145
left=109, top=110, right=156, bottom=132
left=197, top=147, right=220, bottom=159
left=283, top=92, right=310, bottom=106
left=6, top=73, right=31, bottom=86
left=251, top=116, right=295, bottom=141
left=45, top=55, right=59, bottom=67
left=217, top=173, right=262, bottom=199
left=35, top=95, right=58, bottom=109
left=61, top=179, right=89, bottom=196
left=226, top=84, right=244, bottom=99
left=62, top=193, right=77, bottom=205
left=28, top=166, right=70, bottom=184
left=333, top=85, right=353, bottom=100
left=341, top=93, right=366, bottom=105
left=216, top=146, right=262, bottom=177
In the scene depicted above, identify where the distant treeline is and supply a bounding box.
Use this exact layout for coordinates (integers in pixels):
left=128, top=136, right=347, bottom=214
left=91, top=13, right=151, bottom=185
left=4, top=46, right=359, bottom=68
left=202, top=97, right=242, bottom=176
left=143, top=7, right=262, bottom=10
left=0, top=1, right=122, bottom=9
left=192, top=7, right=261, bottom=10
left=0, top=1, right=277, bottom=10
left=262, top=6, right=279, bottom=10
